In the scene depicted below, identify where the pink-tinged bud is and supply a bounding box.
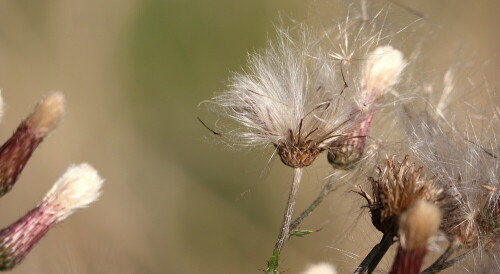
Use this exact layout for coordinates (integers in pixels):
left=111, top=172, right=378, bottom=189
left=0, top=92, right=65, bottom=197
left=0, top=164, right=103, bottom=270
left=328, top=112, right=373, bottom=169
left=389, top=200, right=441, bottom=274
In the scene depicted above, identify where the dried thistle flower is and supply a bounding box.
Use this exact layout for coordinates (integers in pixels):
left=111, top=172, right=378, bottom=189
left=356, top=155, right=443, bottom=235
left=389, top=200, right=442, bottom=274
left=211, top=27, right=357, bottom=168
left=0, top=164, right=103, bottom=270
left=0, top=92, right=65, bottom=197
left=328, top=46, right=406, bottom=169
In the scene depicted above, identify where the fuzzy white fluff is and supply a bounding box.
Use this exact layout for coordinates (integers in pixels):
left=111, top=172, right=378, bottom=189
left=27, top=91, right=65, bottom=135
left=399, top=200, right=441, bottom=250
left=301, top=262, right=337, bottom=274
left=359, top=46, right=406, bottom=108
left=213, top=27, right=354, bottom=149
left=43, top=163, right=104, bottom=221
left=403, top=94, right=499, bottom=266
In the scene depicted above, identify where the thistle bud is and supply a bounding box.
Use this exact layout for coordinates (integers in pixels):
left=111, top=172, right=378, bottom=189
left=389, top=200, right=441, bottom=274
left=0, top=164, right=103, bottom=270
left=328, top=47, right=406, bottom=169
left=0, top=92, right=65, bottom=197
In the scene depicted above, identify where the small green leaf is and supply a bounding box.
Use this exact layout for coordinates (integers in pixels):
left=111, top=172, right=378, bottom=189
left=265, top=249, right=280, bottom=274
left=290, top=229, right=314, bottom=237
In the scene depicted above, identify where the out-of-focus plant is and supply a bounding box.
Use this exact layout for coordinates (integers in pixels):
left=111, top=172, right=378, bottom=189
left=0, top=92, right=103, bottom=271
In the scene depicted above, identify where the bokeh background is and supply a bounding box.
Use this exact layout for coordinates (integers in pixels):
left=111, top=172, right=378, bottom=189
left=0, top=0, right=498, bottom=273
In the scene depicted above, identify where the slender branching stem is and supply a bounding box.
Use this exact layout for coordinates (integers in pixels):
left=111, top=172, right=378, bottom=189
left=288, top=177, right=335, bottom=233
left=354, top=234, right=395, bottom=274
left=274, top=167, right=303, bottom=252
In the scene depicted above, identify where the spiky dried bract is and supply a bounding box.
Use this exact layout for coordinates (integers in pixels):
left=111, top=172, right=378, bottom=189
left=389, top=200, right=441, bottom=274
left=0, top=163, right=103, bottom=270
left=356, top=155, right=443, bottom=235
left=358, top=46, right=406, bottom=109
left=302, top=262, right=337, bottom=274
left=0, top=92, right=66, bottom=197
left=26, top=91, right=65, bottom=137
left=42, top=163, right=103, bottom=221
left=212, top=27, right=357, bottom=168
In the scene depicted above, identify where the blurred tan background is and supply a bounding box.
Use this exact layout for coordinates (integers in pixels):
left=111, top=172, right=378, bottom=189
left=0, top=0, right=498, bottom=273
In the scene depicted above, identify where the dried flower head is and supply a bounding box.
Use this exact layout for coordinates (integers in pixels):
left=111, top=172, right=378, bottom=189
left=0, top=92, right=65, bottom=197
left=356, top=155, right=444, bottom=235
left=389, top=200, right=441, bottom=274
left=0, top=164, right=103, bottom=270
left=211, top=27, right=358, bottom=168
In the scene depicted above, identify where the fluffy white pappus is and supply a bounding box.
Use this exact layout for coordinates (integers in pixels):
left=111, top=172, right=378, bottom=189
left=402, top=101, right=499, bottom=257
left=399, top=200, right=441, bottom=250
left=301, top=262, right=337, bottom=274
left=42, top=163, right=104, bottom=221
left=358, top=46, right=406, bottom=108
left=212, top=27, right=355, bottom=161
left=26, top=91, right=65, bottom=136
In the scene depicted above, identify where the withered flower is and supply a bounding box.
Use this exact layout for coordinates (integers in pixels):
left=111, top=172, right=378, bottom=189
left=356, top=155, right=443, bottom=235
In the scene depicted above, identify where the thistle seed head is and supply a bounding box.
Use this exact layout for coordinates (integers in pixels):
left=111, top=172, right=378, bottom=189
left=42, top=163, right=104, bottom=221
left=211, top=27, right=358, bottom=168
left=328, top=46, right=406, bottom=169
left=389, top=200, right=441, bottom=274
left=399, top=200, right=442, bottom=250
left=26, top=91, right=65, bottom=137
left=358, top=46, right=406, bottom=109
left=0, top=163, right=103, bottom=270
left=356, top=155, right=444, bottom=235
left=0, top=92, right=66, bottom=197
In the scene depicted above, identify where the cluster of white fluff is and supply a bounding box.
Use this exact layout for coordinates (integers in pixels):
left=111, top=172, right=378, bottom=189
left=402, top=81, right=499, bottom=269
left=213, top=26, right=354, bottom=149
left=42, top=163, right=104, bottom=221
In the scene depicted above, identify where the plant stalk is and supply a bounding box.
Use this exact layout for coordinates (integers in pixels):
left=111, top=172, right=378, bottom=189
left=354, top=234, right=395, bottom=274
left=274, top=167, right=303, bottom=252
left=289, top=177, right=335, bottom=233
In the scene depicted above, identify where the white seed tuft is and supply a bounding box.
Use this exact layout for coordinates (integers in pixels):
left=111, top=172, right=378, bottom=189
left=42, top=163, right=104, bottom=221
left=27, top=91, right=65, bottom=136
left=211, top=27, right=356, bottom=167
left=359, top=46, right=406, bottom=108
left=399, top=200, right=441, bottom=250
left=302, top=262, right=337, bottom=274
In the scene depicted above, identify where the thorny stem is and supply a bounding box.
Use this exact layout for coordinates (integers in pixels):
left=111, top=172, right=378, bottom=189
left=288, top=177, right=335, bottom=233
left=421, top=245, right=472, bottom=274
left=354, top=234, right=395, bottom=274
left=275, top=168, right=303, bottom=252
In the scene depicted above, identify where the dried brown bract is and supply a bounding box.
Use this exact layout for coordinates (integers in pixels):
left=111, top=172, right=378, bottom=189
left=356, top=155, right=444, bottom=235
